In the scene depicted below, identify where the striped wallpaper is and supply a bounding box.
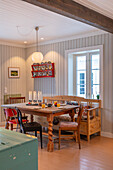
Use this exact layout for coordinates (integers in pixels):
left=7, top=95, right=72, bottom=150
left=26, top=33, right=113, bottom=134
left=0, top=45, right=26, bottom=122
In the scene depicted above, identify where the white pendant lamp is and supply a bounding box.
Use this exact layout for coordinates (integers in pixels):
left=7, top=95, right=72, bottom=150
left=32, top=26, right=43, bottom=63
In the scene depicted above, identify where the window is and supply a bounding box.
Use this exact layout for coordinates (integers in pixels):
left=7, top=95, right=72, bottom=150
left=76, top=51, right=100, bottom=99
left=67, top=47, right=102, bottom=100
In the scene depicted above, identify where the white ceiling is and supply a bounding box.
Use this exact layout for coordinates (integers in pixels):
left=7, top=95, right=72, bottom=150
left=73, top=0, right=113, bottom=19
left=0, top=0, right=99, bottom=45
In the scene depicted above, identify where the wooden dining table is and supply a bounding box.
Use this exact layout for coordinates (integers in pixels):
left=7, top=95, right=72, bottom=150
left=1, top=103, right=79, bottom=152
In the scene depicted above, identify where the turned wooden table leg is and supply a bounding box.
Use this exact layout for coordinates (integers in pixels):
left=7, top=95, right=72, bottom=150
left=69, top=109, right=76, bottom=141
left=31, top=115, right=34, bottom=122
left=47, top=115, right=54, bottom=152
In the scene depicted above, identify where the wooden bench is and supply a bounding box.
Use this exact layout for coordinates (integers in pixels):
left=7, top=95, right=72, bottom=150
left=9, top=97, right=25, bottom=104
left=43, top=95, right=101, bottom=141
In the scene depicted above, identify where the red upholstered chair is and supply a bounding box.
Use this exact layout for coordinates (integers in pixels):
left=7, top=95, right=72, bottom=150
left=4, top=108, right=27, bottom=130
left=9, top=96, right=28, bottom=120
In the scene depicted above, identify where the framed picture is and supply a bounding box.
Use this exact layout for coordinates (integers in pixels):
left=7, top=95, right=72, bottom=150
left=8, top=67, right=20, bottom=78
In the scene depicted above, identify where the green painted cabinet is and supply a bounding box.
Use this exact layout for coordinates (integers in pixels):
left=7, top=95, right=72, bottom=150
left=0, top=128, right=38, bottom=170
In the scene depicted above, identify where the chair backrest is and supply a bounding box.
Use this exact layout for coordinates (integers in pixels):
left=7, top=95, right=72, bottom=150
left=4, top=94, right=21, bottom=104
left=4, top=108, right=17, bottom=117
left=16, top=108, right=24, bottom=132
left=17, top=109, right=23, bottom=125
left=9, top=97, right=25, bottom=104
left=77, top=106, right=84, bottom=128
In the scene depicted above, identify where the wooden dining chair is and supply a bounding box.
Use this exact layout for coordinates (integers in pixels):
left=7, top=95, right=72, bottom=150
left=17, top=108, right=43, bottom=149
left=58, top=106, right=83, bottom=150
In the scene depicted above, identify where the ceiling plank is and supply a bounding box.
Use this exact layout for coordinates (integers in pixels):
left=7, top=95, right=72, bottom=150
left=22, top=0, right=113, bottom=34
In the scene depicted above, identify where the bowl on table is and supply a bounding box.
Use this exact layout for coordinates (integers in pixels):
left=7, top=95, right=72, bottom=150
left=47, top=103, right=52, bottom=107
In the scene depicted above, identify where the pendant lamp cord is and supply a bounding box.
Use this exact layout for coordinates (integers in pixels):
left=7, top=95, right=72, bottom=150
left=35, top=26, right=39, bottom=52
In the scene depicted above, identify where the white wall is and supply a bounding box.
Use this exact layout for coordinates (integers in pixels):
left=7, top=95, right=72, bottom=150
left=26, top=33, right=113, bottom=135
left=0, top=44, right=26, bottom=122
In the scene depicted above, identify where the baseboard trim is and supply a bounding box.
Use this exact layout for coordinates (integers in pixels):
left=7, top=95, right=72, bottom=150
left=101, top=131, right=113, bottom=138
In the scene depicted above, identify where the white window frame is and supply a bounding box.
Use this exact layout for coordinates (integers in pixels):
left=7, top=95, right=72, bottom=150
left=65, top=45, right=103, bottom=107
left=75, top=51, right=100, bottom=99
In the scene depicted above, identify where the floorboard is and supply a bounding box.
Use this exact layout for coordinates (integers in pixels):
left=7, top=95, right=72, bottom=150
left=38, top=136, right=113, bottom=170
left=1, top=125, right=113, bottom=170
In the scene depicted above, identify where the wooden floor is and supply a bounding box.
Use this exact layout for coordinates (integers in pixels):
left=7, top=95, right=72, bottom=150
left=1, top=125, right=113, bottom=170
left=38, top=136, right=113, bottom=170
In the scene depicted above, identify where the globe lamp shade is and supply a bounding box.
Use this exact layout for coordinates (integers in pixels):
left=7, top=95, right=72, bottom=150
left=32, top=52, right=43, bottom=63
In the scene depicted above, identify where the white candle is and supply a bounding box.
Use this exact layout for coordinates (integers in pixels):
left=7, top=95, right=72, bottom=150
left=33, top=91, right=37, bottom=101
left=38, top=91, right=42, bottom=102
left=29, top=91, right=32, bottom=101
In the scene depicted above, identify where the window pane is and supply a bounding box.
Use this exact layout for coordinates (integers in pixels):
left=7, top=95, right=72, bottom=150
left=91, top=53, right=100, bottom=99
left=76, top=56, right=86, bottom=70
left=76, top=70, right=86, bottom=98
left=91, top=70, right=100, bottom=84
left=77, top=85, right=86, bottom=98
left=91, top=85, right=99, bottom=99
left=77, top=71, right=86, bottom=85
left=91, top=54, right=99, bottom=69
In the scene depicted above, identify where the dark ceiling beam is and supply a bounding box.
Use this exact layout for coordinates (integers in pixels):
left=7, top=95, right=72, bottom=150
left=22, top=0, right=113, bottom=34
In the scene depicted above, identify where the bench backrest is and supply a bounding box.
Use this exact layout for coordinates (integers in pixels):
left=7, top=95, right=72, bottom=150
left=43, top=95, right=101, bottom=108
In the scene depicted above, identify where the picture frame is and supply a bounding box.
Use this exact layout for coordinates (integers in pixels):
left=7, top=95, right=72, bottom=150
left=8, top=67, right=20, bottom=78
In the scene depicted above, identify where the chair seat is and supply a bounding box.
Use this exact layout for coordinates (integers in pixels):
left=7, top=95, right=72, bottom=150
left=59, top=121, right=78, bottom=128
left=23, top=122, right=41, bottom=131
left=8, top=119, right=28, bottom=124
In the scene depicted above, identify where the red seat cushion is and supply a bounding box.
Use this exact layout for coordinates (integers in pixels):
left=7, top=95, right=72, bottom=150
left=59, top=121, right=78, bottom=128
left=8, top=119, right=28, bottom=124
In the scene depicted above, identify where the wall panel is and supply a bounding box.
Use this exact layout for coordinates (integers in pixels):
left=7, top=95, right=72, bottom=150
left=0, top=45, right=26, bottom=122
left=26, top=33, right=113, bottom=134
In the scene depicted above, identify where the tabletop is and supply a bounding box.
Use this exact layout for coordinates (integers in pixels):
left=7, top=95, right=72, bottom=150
left=1, top=103, right=79, bottom=115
